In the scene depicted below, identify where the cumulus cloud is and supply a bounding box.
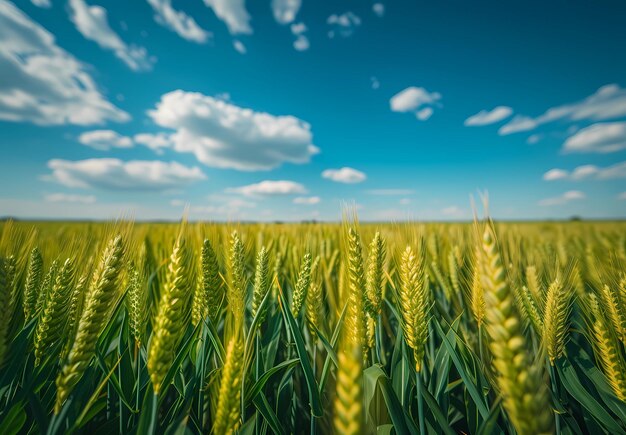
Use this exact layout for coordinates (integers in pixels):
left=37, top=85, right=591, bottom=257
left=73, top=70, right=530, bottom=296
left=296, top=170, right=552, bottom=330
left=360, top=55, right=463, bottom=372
left=322, top=167, right=366, bottom=184
left=79, top=130, right=133, bottom=150
left=542, top=168, right=568, bottom=181
left=372, top=3, right=385, bottom=17
left=45, top=193, right=96, bottom=204
left=0, top=2, right=129, bottom=125
left=226, top=180, right=307, bottom=197
left=148, top=90, right=319, bottom=171
left=543, top=161, right=626, bottom=181
left=272, top=0, right=301, bottom=24
left=366, top=189, right=414, bottom=195
left=293, top=196, right=320, bottom=205
left=499, top=84, right=626, bottom=135
left=563, top=122, right=626, bottom=153
left=203, top=0, right=252, bottom=35
left=134, top=132, right=172, bottom=154
left=464, top=106, right=513, bottom=126
left=69, top=0, right=154, bottom=71
left=327, top=12, right=360, bottom=38
left=390, top=86, right=441, bottom=120
left=46, top=158, right=206, bottom=190
left=538, top=190, right=586, bottom=206
left=147, top=0, right=211, bottom=43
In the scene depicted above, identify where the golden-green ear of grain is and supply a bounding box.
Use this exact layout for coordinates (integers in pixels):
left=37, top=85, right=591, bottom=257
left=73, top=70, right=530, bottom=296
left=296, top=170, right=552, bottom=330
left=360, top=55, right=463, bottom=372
left=213, top=336, right=244, bottom=434
left=333, top=342, right=363, bottom=435
left=588, top=293, right=626, bottom=401
left=480, top=224, right=553, bottom=434
left=147, top=234, right=194, bottom=394
left=542, top=278, right=574, bottom=364
left=345, top=228, right=367, bottom=355
left=35, top=258, right=75, bottom=365
left=192, top=238, right=222, bottom=326
left=227, top=231, right=246, bottom=329
left=23, top=246, right=43, bottom=320
left=291, top=252, right=312, bottom=317
left=55, top=235, right=125, bottom=413
left=398, top=245, right=429, bottom=372
left=306, top=256, right=323, bottom=342
left=251, top=246, right=270, bottom=322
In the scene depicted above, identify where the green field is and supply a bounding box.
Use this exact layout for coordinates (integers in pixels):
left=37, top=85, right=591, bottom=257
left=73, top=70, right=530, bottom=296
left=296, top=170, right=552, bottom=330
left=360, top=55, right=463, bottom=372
left=0, top=219, right=625, bottom=434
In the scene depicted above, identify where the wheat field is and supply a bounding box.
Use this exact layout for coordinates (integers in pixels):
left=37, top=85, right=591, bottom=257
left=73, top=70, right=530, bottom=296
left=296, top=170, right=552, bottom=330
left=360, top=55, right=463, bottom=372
left=0, top=218, right=625, bottom=434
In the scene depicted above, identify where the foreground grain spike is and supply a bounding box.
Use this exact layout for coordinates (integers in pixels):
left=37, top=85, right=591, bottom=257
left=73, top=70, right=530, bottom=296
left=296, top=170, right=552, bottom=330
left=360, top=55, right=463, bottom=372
left=192, top=238, right=221, bottom=325
left=126, top=262, right=144, bottom=344
left=213, top=337, right=244, bottom=434
left=35, top=258, right=75, bottom=365
left=599, top=284, right=626, bottom=345
left=470, top=256, right=485, bottom=328
left=23, top=247, right=44, bottom=320
left=543, top=278, right=574, bottom=364
left=37, top=260, right=59, bottom=316
left=398, top=245, right=429, bottom=372
left=0, top=259, right=9, bottom=364
left=518, top=284, right=544, bottom=334
left=251, top=246, right=270, bottom=322
left=589, top=293, right=626, bottom=401
left=291, top=252, right=312, bottom=317
left=480, top=224, right=553, bottom=434
left=55, top=235, right=125, bottom=413
left=333, top=342, right=363, bottom=435
left=306, top=257, right=323, bottom=342
left=346, top=228, right=367, bottom=355
left=61, top=273, right=88, bottom=362
left=365, top=232, right=385, bottom=317
left=147, top=235, right=194, bottom=394
left=228, top=231, right=246, bottom=328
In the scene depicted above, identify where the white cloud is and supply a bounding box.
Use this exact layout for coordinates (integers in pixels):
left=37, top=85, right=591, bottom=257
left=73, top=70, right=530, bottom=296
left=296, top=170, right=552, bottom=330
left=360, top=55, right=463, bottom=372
left=563, top=122, right=626, bottom=153
left=45, top=193, right=96, bottom=204
left=327, top=12, right=361, bottom=38
left=464, top=106, right=513, bottom=126
left=79, top=129, right=133, bottom=150
left=543, top=161, right=626, bottom=181
left=366, top=189, right=413, bottom=195
left=147, top=0, right=211, bottom=43
left=148, top=90, right=319, bottom=171
left=227, top=180, right=307, bottom=197
left=527, top=134, right=542, bottom=144
left=133, top=132, right=172, bottom=154
left=372, top=3, right=385, bottom=17
left=46, top=158, right=206, bottom=190
left=233, top=39, right=246, bottom=54
left=291, top=22, right=309, bottom=51
left=272, top=0, right=301, bottom=24
left=542, top=168, right=568, bottom=181
left=571, top=165, right=599, bottom=179
left=499, top=84, right=626, bottom=135
left=390, top=86, right=441, bottom=120
left=293, top=196, right=320, bottom=205
left=322, top=167, right=366, bottom=184
left=0, top=2, right=129, bottom=125
left=416, top=107, right=433, bottom=121
left=69, top=0, right=153, bottom=71
left=31, top=0, right=51, bottom=8
left=538, top=190, right=586, bottom=206
left=203, top=0, right=252, bottom=35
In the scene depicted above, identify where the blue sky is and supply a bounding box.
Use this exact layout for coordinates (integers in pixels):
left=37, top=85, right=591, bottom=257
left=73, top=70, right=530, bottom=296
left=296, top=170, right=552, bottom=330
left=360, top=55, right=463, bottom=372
left=1, top=0, right=626, bottom=221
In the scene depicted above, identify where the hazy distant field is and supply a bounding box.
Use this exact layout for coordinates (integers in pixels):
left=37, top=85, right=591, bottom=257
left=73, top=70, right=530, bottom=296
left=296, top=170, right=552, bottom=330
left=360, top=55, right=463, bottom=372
left=0, top=219, right=625, bottom=434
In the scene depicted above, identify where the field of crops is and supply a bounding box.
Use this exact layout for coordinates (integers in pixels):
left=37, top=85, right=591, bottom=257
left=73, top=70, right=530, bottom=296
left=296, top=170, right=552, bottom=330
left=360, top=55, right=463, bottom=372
left=0, top=219, right=625, bottom=434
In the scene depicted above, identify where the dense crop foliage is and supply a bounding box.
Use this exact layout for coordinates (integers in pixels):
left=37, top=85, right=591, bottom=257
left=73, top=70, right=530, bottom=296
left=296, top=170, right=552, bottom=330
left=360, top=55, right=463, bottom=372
left=0, top=219, right=626, bottom=434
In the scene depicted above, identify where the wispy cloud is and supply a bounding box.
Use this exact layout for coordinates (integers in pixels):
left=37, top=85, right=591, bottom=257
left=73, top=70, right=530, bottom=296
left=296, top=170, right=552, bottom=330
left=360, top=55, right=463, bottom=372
left=45, top=193, right=96, bottom=204
left=327, top=12, right=361, bottom=38
left=538, top=190, right=586, bottom=206
left=147, top=0, right=211, bottom=43
left=293, top=196, right=320, bottom=205
left=543, top=161, right=626, bottom=181
left=563, top=122, right=626, bottom=153
left=464, top=106, right=513, bottom=126
left=227, top=180, right=307, bottom=197
left=203, top=0, right=252, bottom=35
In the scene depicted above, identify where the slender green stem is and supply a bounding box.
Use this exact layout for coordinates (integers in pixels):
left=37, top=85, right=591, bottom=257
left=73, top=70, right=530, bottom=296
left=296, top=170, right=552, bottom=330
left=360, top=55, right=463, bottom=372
left=549, top=362, right=561, bottom=435
left=416, top=370, right=426, bottom=435
left=310, top=345, right=317, bottom=435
